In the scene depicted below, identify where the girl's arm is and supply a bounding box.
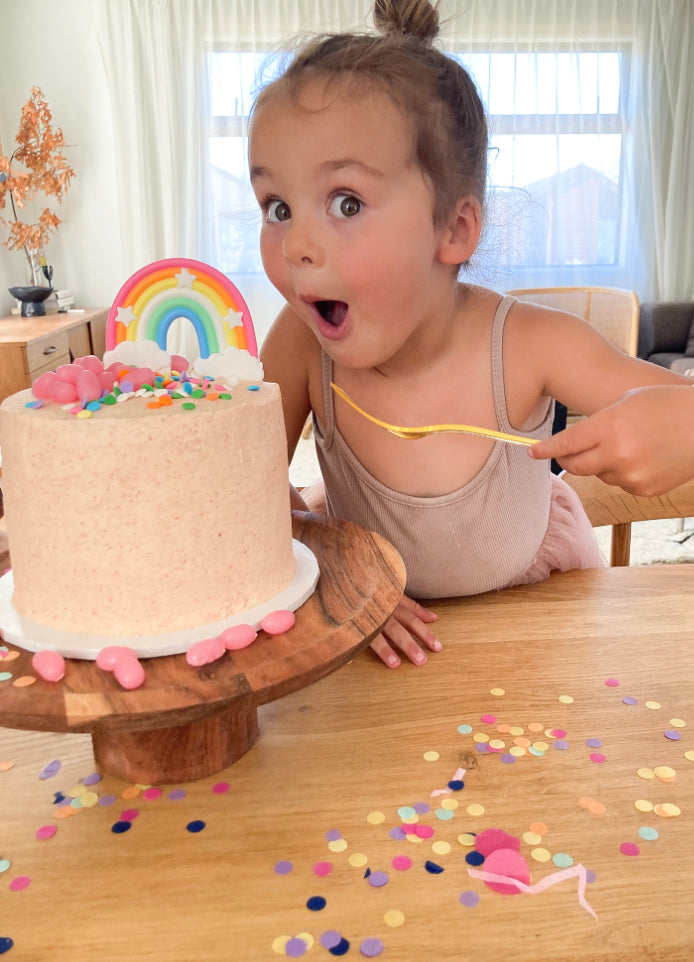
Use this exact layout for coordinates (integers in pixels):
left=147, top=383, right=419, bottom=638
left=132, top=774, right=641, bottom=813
left=504, top=302, right=688, bottom=425
left=530, top=384, right=694, bottom=496
left=260, top=306, right=317, bottom=510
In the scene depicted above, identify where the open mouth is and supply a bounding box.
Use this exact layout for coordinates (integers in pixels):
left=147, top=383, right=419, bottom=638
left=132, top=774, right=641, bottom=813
left=315, top=300, right=348, bottom=327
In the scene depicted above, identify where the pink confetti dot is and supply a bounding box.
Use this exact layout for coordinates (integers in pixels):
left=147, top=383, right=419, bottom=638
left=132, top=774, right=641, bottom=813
left=481, top=713, right=497, bottom=724
left=35, top=824, right=57, bottom=841
left=392, top=855, right=413, bottom=871
left=620, top=842, right=640, bottom=856
left=589, top=752, right=607, bottom=763
left=415, top=824, right=434, bottom=838
left=121, top=808, right=139, bottom=821
left=9, top=875, right=31, bottom=891
left=605, top=678, right=620, bottom=687
left=313, top=861, right=333, bottom=876
left=212, top=782, right=230, bottom=794
left=142, top=787, right=162, bottom=800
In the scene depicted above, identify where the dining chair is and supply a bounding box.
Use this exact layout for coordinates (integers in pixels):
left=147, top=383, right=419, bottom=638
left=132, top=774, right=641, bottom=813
left=562, top=471, right=694, bottom=566
left=507, top=286, right=640, bottom=357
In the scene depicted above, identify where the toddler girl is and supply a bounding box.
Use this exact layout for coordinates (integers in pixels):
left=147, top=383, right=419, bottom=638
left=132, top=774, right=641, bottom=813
left=250, top=0, right=686, bottom=667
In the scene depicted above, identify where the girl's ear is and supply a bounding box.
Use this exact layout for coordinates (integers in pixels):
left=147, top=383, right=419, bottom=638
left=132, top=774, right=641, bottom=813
left=436, top=196, right=482, bottom=265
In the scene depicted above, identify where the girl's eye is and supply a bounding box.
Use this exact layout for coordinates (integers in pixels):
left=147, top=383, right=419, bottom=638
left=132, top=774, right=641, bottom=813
left=330, top=193, right=362, bottom=218
left=266, top=200, right=291, bottom=223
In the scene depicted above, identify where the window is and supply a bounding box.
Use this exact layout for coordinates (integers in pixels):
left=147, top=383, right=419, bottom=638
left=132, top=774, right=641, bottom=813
left=207, top=45, right=627, bottom=283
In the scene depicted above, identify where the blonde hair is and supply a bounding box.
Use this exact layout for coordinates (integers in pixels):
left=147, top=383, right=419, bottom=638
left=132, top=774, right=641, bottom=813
left=253, top=0, right=488, bottom=227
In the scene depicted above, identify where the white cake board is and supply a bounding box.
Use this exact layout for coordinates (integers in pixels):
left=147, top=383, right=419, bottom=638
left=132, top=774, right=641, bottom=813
left=0, top=540, right=319, bottom=660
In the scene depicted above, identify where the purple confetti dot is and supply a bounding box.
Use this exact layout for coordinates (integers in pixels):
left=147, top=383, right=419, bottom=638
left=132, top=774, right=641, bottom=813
left=553, top=740, right=570, bottom=750
left=622, top=696, right=638, bottom=705
left=585, top=869, right=597, bottom=883
left=325, top=829, right=342, bottom=841
left=389, top=826, right=407, bottom=840
left=664, top=730, right=681, bottom=740
left=98, top=794, right=117, bottom=806
left=82, top=772, right=102, bottom=785
left=320, top=931, right=343, bottom=950
left=168, top=789, right=186, bottom=800
left=475, top=742, right=489, bottom=753
left=367, top=870, right=389, bottom=887
left=412, top=802, right=431, bottom=813
left=360, top=937, right=384, bottom=957
left=285, top=937, right=307, bottom=957
left=585, top=738, right=602, bottom=748
left=459, top=890, right=480, bottom=907
left=274, top=860, right=293, bottom=875
left=500, top=754, right=516, bottom=764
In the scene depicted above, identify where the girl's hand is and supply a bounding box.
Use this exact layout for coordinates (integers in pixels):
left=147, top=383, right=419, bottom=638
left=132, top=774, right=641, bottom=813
left=369, top=595, right=442, bottom=668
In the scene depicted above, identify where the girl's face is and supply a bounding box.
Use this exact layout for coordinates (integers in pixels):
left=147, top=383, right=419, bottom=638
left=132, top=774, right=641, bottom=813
left=249, top=80, right=455, bottom=370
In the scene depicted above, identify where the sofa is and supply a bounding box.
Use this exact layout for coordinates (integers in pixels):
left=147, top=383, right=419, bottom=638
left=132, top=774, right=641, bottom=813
left=637, top=301, right=694, bottom=372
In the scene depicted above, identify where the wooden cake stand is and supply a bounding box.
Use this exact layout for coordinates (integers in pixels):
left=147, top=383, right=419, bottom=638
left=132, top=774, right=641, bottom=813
left=0, top=513, right=405, bottom=784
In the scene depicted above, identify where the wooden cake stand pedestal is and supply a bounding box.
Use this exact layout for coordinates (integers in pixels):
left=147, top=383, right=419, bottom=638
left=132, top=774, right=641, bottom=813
left=0, top=514, right=405, bottom=784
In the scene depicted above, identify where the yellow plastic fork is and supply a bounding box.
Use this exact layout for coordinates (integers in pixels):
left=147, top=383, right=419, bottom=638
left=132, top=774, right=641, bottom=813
left=330, top=383, right=538, bottom=446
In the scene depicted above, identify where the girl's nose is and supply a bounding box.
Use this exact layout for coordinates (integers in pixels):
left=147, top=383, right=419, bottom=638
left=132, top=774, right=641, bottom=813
left=282, top=217, right=323, bottom=267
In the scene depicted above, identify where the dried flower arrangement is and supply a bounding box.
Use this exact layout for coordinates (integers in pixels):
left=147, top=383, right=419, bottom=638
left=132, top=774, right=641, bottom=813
left=0, top=86, right=75, bottom=282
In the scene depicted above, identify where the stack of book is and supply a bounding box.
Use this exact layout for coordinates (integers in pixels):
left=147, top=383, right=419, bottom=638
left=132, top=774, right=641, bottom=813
left=11, top=289, right=75, bottom=314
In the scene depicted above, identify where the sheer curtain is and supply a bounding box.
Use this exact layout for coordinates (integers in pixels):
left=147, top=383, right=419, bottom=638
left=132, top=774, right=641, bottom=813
left=96, top=0, right=693, bottom=344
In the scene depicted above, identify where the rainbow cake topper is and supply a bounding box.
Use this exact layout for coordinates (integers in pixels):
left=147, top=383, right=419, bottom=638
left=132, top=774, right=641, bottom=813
left=103, top=258, right=262, bottom=382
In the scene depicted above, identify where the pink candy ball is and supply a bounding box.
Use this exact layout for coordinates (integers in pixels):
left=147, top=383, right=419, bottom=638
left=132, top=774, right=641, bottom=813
left=186, top=636, right=225, bottom=667
left=77, top=368, right=101, bottom=403
left=219, top=624, right=257, bottom=650
left=260, top=609, right=296, bottom=635
left=96, top=645, right=137, bottom=670
left=31, top=649, right=66, bottom=682
left=32, top=370, right=58, bottom=400
left=76, top=355, right=104, bottom=374
left=51, top=379, right=79, bottom=404
left=113, top=656, right=145, bottom=690
left=55, top=363, right=82, bottom=384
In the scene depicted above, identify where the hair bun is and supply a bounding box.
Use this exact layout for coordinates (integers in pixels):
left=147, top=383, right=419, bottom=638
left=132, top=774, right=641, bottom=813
left=373, top=0, right=440, bottom=44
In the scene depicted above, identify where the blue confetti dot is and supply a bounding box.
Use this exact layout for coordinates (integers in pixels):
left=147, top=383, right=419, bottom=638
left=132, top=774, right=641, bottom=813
left=424, top=860, right=444, bottom=874
left=186, top=819, right=206, bottom=833
left=247, top=384, right=260, bottom=391
left=465, top=850, right=485, bottom=866
left=111, top=820, right=132, bottom=834
left=306, top=895, right=327, bottom=911
left=448, top=779, right=465, bottom=790
left=0, top=936, right=13, bottom=954
left=328, top=938, right=350, bottom=956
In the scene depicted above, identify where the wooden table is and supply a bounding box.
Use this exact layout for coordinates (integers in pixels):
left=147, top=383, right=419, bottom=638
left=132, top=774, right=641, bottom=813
left=2, top=564, right=693, bottom=961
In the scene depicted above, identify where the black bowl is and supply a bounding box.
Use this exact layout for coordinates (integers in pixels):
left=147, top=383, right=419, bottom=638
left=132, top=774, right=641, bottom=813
left=9, top=285, right=54, bottom=317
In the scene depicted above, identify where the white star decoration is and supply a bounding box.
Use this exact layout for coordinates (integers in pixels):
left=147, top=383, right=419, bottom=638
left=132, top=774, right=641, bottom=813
left=223, top=309, right=243, bottom=330
left=175, top=268, right=196, bottom=288
left=115, top=305, right=136, bottom=328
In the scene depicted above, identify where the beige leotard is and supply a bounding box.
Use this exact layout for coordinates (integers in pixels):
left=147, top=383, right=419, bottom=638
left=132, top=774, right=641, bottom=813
left=312, top=296, right=561, bottom=597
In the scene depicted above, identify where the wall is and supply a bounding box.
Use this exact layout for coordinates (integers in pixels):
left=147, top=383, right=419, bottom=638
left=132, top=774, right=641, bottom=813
left=0, top=0, right=284, bottom=340
left=0, top=0, right=123, bottom=315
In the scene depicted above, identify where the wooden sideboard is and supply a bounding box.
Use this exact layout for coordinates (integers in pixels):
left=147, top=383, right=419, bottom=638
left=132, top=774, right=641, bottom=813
left=0, top=308, right=109, bottom=404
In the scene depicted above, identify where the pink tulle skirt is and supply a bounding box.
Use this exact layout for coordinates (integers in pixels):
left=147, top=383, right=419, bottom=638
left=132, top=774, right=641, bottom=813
left=506, top=473, right=606, bottom=587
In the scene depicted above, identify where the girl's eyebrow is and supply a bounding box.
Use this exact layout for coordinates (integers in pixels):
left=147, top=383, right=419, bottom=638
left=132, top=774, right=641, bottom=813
left=249, top=157, right=384, bottom=184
